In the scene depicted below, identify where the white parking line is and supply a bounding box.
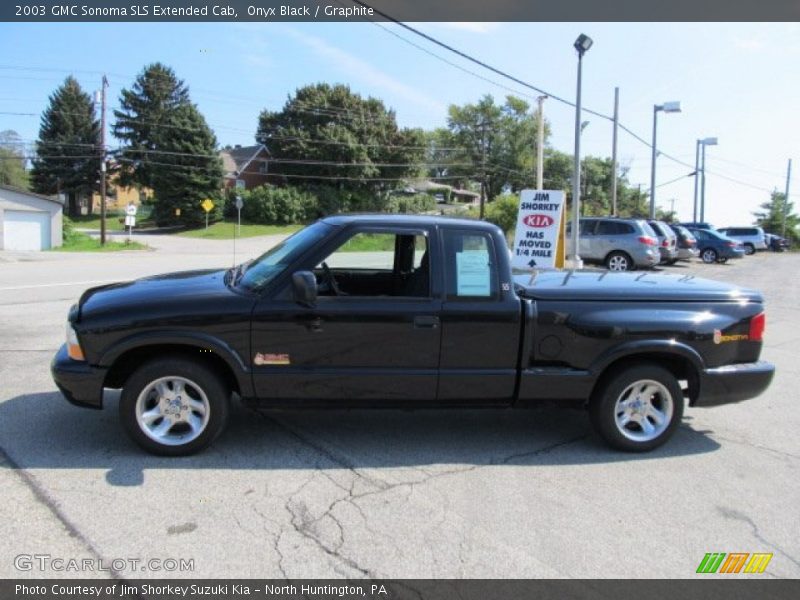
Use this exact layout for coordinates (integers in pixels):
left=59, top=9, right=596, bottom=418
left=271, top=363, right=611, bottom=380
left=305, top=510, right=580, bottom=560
left=0, top=280, right=119, bottom=291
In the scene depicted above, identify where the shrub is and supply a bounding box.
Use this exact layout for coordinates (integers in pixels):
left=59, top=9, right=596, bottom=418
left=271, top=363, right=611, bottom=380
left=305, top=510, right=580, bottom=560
left=387, top=193, right=436, bottom=214
left=229, top=186, right=315, bottom=225
left=484, top=194, right=520, bottom=233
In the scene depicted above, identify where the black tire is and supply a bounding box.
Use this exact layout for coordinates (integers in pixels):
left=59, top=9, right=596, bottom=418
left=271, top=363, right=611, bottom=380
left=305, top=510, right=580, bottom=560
left=744, top=243, right=755, bottom=255
left=605, top=251, right=633, bottom=272
left=666, top=259, right=678, bottom=266
left=119, top=356, right=230, bottom=456
left=700, top=248, right=718, bottom=264
left=589, top=363, right=684, bottom=452
left=717, top=257, right=728, bottom=264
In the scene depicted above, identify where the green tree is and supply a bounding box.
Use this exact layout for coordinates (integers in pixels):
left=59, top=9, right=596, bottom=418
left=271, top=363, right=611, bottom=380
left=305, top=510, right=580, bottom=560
left=0, top=130, right=29, bottom=189
left=256, top=83, right=425, bottom=199
left=754, top=190, right=799, bottom=242
left=30, top=77, right=100, bottom=216
left=113, top=63, right=222, bottom=226
left=441, top=95, right=549, bottom=202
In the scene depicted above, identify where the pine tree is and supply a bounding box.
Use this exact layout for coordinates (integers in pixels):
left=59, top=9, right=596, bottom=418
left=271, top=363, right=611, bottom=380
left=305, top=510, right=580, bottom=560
left=30, top=77, right=100, bottom=216
left=113, top=63, right=222, bottom=226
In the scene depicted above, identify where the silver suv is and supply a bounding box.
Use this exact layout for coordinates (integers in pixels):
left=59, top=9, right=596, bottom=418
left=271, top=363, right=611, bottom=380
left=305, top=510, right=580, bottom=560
left=647, top=220, right=679, bottom=264
left=716, top=226, right=767, bottom=254
left=566, top=217, right=661, bottom=271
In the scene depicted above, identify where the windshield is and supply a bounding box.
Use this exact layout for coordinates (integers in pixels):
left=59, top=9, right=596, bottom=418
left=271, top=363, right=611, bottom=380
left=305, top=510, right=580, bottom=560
left=236, top=222, right=333, bottom=291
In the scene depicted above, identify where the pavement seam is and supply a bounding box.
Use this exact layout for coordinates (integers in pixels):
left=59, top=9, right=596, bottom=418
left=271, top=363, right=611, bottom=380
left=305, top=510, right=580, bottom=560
left=0, top=445, right=125, bottom=581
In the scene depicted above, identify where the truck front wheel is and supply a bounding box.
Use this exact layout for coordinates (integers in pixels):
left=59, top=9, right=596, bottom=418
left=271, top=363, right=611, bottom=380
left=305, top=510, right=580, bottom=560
left=119, top=357, right=230, bottom=456
left=589, top=364, right=684, bottom=452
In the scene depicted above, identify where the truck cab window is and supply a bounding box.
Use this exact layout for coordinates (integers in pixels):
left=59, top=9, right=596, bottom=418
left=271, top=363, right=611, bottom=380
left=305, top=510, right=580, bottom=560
left=443, top=231, right=498, bottom=300
left=315, top=231, right=430, bottom=298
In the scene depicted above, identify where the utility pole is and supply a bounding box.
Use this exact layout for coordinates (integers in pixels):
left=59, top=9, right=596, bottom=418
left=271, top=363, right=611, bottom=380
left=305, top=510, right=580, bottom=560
left=479, top=121, right=488, bottom=219
left=692, top=140, right=700, bottom=222
left=536, top=96, right=546, bottom=190
left=611, top=87, right=619, bottom=215
left=783, top=158, right=792, bottom=237
left=98, top=75, right=108, bottom=245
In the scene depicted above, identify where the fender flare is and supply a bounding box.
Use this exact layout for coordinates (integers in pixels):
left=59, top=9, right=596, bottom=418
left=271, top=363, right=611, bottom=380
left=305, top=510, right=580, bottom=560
left=588, top=339, right=705, bottom=378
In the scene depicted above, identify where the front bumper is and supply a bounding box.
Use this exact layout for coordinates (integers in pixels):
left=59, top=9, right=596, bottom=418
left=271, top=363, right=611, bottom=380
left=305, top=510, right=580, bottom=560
left=51, top=344, right=107, bottom=409
left=693, top=360, right=774, bottom=407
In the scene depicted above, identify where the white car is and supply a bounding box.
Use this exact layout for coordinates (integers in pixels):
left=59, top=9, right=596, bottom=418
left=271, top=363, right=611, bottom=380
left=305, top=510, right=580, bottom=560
left=717, top=227, right=767, bottom=255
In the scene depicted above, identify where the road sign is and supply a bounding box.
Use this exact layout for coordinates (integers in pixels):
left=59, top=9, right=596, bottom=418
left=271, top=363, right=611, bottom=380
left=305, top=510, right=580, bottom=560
left=124, top=215, right=136, bottom=227
left=125, top=203, right=137, bottom=216
left=511, top=190, right=565, bottom=270
left=235, top=196, right=243, bottom=210
left=201, top=199, right=215, bottom=213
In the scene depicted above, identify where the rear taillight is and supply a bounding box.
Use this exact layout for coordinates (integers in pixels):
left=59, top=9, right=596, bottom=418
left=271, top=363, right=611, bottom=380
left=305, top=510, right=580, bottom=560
left=661, top=239, right=669, bottom=247
left=687, top=239, right=696, bottom=246
left=726, top=241, right=737, bottom=247
left=638, top=236, right=657, bottom=246
left=749, top=312, right=765, bottom=342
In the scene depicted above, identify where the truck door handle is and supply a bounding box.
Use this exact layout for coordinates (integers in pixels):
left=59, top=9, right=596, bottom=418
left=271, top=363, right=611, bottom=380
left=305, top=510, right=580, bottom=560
left=414, top=315, right=440, bottom=329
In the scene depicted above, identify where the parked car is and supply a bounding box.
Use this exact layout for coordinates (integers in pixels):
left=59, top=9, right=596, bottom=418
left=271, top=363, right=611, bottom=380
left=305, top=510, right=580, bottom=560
left=717, top=226, right=767, bottom=255
left=647, top=220, right=679, bottom=264
left=52, top=215, right=774, bottom=455
left=667, top=224, right=700, bottom=262
left=765, top=233, right=790, bottom=252
left=566, top=217, right=660, bottom=271
left=679, top=222, right=715, bottom=230
left=687, top=227, right=746, bottom=263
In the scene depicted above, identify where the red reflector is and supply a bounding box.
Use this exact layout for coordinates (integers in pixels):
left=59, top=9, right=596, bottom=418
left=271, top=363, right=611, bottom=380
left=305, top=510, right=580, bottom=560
left=749, top=312, right=765, bottom=342
left=661, top=239, right=669, bottom=247
left=638, top=236, right=656, bottom=246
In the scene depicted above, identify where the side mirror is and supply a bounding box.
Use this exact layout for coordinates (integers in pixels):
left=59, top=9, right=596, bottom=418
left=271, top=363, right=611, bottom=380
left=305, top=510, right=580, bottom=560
left=292, top=271, right=317, bottom=307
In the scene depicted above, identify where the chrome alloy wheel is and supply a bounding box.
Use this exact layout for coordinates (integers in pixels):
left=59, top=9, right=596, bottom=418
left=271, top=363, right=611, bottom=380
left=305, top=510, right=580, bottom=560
left=607, top=254, right=630, bottom=271
left=613, top=379, right=674, bottom=442
left=135, top=376, right=210, bottom=446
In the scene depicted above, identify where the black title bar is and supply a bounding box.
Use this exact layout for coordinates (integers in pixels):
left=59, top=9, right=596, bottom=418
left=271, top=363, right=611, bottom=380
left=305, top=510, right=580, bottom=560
left=3, top=0, right=800, bottom=22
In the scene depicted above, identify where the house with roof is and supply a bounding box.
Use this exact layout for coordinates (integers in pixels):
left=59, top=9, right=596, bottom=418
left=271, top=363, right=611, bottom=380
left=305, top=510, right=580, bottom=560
left=0, top=184, right=64, bottom=251
left=219, top=144, right=271, bottom=190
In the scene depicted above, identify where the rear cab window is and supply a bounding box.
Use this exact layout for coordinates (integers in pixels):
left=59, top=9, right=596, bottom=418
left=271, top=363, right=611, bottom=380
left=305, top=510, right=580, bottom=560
left=443, top=230, right=499, bottom=301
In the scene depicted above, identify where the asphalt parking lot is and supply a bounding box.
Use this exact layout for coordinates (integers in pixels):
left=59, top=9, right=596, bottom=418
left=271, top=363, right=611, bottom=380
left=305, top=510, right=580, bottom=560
left=1, top=240, right=798, bottom=580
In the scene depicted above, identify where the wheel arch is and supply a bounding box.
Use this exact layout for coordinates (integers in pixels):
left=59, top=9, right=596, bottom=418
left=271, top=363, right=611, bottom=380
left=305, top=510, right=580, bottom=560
left=589, top=342, right=703, bottom=405
left=101, top=334, right=249, bottom=397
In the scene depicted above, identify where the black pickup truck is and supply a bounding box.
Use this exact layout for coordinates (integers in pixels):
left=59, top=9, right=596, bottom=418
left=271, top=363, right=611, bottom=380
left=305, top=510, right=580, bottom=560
left=52, top=215, right=774, bottom=455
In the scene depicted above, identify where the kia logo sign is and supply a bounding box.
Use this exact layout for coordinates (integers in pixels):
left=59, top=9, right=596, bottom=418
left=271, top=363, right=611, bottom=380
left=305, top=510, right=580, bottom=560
left=522, top=214, right=554, bottom=228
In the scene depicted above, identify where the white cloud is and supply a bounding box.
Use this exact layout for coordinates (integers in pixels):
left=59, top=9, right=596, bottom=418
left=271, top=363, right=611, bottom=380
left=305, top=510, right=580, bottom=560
left=282, top=27, right=447, bottom=113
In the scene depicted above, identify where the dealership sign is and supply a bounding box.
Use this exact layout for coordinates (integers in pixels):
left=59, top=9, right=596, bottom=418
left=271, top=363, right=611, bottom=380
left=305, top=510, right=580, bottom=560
left=511, top=190, right=565, bottom=270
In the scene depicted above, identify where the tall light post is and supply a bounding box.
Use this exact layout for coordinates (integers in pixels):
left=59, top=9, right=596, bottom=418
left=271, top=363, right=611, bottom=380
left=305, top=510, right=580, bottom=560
left=649, top=100, right=681, bottom=219
left=570, top=33, right=592, bottom=269
left=535, top=95, right=547, bottom=190
left=699, top=137, right=718, bottom=223
left=693, top=137, right=717, bottom=222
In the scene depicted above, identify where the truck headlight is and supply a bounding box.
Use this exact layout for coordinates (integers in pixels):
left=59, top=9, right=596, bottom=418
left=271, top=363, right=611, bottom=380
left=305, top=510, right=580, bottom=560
left=66, top=323, right=85, bottom=361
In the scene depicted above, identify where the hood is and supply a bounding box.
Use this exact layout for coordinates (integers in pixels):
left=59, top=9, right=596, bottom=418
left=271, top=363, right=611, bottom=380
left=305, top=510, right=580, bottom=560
left=514, top=269, right=763, bottom=303
left=76, top=269, right=241, bottom=322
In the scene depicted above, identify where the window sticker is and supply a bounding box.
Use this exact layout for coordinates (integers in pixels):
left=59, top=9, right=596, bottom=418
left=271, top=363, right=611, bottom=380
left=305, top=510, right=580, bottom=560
left=456, top=250, right=490, bottom=296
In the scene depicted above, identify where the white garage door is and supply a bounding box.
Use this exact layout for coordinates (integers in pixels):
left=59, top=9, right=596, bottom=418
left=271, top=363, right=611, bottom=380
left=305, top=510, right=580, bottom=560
left=3, top=210, right=51, bottom=251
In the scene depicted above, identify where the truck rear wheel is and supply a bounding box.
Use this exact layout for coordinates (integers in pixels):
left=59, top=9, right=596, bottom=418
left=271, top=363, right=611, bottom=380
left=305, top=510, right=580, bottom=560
left=119, top=357, right=230, bottom=456
left=589, top=364, right=684, bottom=452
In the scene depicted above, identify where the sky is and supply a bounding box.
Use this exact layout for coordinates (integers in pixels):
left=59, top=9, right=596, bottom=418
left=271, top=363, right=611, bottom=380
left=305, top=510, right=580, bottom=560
left=0, top=21, right=797, bottom=226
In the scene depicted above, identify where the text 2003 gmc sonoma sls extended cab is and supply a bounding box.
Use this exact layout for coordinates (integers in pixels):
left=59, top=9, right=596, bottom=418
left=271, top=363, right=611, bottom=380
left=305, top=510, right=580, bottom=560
left=52, top=215, right=774, bottom=455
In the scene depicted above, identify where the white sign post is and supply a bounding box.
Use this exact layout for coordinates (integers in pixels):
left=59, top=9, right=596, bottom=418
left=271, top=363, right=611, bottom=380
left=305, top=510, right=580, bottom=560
left=511, top=190, right=565, bottom=270
left=124, top=203, right=137, bottom=242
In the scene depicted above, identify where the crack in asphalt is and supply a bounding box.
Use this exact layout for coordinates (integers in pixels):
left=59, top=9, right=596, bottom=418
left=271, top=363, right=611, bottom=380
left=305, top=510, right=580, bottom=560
left=245, top=406, right=586, bottom=578
left=0, top=445, right=124, bottom=581
left=717, top=506, right=800, bottom=572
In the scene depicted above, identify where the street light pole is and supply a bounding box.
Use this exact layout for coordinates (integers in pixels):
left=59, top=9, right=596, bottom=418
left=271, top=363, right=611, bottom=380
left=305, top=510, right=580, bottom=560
left=97, top=75, right=108, bottom=245
left=649, top=101, right=681, bottom=219
left=783, top=158, right=792, bottom=237
left=570, top=34, right=593, bottom=269
left=611, top=87, right=619, bottom=215
left=699, top=137, right=718, bottom=223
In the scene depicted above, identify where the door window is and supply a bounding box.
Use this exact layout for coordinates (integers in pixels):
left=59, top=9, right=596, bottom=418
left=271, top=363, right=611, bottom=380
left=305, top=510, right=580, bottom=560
left=315, top=231, right=430, bottom=298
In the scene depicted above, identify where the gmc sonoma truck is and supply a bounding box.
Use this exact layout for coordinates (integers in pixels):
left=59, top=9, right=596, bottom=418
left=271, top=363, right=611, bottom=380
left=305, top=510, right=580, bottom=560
left=52, top=215, right=774, bottom=455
